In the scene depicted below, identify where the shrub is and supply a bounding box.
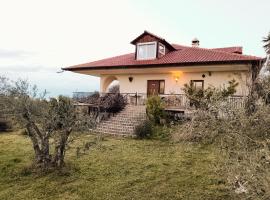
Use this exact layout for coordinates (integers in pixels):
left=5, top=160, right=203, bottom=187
left=172, top=101, right=270, bottom=198
left=152, top=125, right=171, bottom=140
left=183, top=79, right=239, bottom=109
left=100, top=93, right=127, bottom=113
left=146, top=96, right=166, bottom=124
left=134, top=120, right=153, bottom=139
left=84, top=91, right=100, bottom=104
left=108, top=84, right=120, bottom=93
left=0, top=118, right=12, bottom=132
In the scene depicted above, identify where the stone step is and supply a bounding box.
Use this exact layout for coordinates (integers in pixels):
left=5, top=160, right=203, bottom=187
left=96, top=126, right=134, bottom=130
left=96, top=124, right=136, bottom=130
left=95, top=105, right=146, bottom=136
left=95, top=128, right=134, bottom=134
left=102, top=118, right=145, bottom=124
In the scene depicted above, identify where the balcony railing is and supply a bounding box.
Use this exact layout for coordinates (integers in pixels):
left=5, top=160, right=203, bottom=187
left=73, top=92, right=246, bottom=110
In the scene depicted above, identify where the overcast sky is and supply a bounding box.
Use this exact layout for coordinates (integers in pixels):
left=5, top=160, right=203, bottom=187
left=0, top=0, right=269, bottom=97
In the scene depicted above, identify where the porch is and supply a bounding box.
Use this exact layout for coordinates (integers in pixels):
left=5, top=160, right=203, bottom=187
left=73, top=92, right=246, bottom=111
left=73, top=92, right=246, bottom=135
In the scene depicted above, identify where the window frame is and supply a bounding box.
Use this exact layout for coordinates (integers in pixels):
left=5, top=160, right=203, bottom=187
left=159, top=80, right=165, bottom=94
left=190, top=80, right=204, bottom=90
left=159, top=43, right=166, bottom=55
left=147, top=80, right=165, bottom=95
left=136, top=42, right=157, bottom=60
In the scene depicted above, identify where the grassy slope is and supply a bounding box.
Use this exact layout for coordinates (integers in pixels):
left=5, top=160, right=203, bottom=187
left=0, top=132, right=231, bottom=200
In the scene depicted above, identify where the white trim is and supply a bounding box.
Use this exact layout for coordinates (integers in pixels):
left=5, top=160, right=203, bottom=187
left=159, top=43, right=165, bottom=55
left=137, top=41, right=157, bottom=46
left=136, top=42, right=157, bottom=60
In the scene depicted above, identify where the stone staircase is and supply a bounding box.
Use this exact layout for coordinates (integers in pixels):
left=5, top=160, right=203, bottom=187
left=95, top=105, right=146, bottom=136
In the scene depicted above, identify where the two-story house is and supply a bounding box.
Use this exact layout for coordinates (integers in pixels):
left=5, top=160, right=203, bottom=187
left=63, top=31, right=263, bottom=96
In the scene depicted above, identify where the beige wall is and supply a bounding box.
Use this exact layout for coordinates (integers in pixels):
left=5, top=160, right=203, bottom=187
left=100, top=70, right=251, bottom=96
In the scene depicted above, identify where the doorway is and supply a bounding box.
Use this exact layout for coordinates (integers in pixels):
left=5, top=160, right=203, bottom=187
left=147, top=80, right=165, bottom=96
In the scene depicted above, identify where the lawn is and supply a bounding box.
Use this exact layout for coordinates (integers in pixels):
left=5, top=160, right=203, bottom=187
left=0, top=131, right=232, bottom=200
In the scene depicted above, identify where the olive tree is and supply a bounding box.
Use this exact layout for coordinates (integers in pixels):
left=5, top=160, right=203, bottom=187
left=0, top=77, right=89, bottom=170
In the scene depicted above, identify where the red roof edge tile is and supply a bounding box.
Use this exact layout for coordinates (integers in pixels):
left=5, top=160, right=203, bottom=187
left=130, top=30, right=176, bottom=51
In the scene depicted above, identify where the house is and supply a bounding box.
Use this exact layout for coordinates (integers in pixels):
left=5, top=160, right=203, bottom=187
left=63, top=31, right=263, bottom=97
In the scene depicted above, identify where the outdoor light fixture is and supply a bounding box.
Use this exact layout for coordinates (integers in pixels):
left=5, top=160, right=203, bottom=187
left=128, top=77, right=133, bottom=82
left=171, top=71, right=182, bottom=83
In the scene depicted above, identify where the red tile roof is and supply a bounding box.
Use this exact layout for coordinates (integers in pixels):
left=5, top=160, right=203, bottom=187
left=63, top=32, right=263, bottom=71
left=211, top=46, right=243, bottom=54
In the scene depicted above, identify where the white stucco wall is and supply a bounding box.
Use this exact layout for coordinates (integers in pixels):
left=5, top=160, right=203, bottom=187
left=100, top=70, right=250, bottom=96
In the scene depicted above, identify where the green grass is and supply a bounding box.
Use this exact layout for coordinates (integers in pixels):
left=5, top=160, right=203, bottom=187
left=0, top=131, right=232, bottom=200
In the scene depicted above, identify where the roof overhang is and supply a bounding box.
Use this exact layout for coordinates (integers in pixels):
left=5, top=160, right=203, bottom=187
left=63, top=62, right=258, bottom=77
left=63, top=59, right=261, bottom=72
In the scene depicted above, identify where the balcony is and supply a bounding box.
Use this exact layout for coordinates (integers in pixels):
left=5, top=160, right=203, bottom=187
left=73, top=92, right=246, bottom=111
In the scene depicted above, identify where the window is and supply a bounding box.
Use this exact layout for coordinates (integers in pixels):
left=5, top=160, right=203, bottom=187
left=147, top=80, right=165, bottom=96
left=159, top=43, right=165, bottom=55
left=191, top=80, right=204, bottom=90
left=137, top=42, right=157, bottom=60
left=159, top=80, right=165, bottom=94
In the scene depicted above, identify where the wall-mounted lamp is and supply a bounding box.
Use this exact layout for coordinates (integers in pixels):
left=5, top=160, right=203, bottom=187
left=171, top=71, right=182, bottom=83
left=128, top=77, right=133, bottom=82
left=208, top=71, right=212, bottom=76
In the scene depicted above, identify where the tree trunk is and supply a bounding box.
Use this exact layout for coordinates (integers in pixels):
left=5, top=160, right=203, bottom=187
left=26, top=122, right=52, bottom=169
left=26, top=123, right=43, bottom=164
left=246, top=62, right=262, bottom=114
left=52, top=129, right=71, bottom=168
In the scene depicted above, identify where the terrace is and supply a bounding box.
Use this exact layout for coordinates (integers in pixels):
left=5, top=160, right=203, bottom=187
left=73, top=92, right=246, bottom=113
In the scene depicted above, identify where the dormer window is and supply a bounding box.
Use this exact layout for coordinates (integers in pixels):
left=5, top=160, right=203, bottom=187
left=159, top=43, right=165, bottom=55
left=136, top=42, right=157, bottom=60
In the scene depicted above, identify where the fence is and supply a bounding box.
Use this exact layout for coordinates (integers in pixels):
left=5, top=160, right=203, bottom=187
left=227, top=96, right=247, bottom=109
left=72, top=92, right=247, bottom=110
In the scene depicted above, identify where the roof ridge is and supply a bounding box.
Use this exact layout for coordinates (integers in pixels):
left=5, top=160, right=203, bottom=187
left=172, top=44, right=261, bottom=59
left=195, top=46, right=261, bottom=59
left=212, top=46, right=242, bottom=49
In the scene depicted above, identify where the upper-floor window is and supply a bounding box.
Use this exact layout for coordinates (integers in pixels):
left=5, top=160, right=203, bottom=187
left=137, top=42, right=157, bottom=60
left=159, top=43, right=165, bottom=55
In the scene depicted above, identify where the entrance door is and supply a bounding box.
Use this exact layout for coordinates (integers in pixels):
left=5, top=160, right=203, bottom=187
left=147, top=80, right=161, bottom=96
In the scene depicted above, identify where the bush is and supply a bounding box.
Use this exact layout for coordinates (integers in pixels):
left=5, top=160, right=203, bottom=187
left=146, top=96, right=166, bottom=124
left=134, top=120, right=153, bottom=139
left=0, top=118, right=12, bottom=132
left=183, top=79, right=239, bottom=109
left=108, top=84, right=120, bottom=93
left=100, top=93, right=127, bottom=113
left=152, top=125, right=171, bottom=140
left=172, top=101, right=270, bottom=198
left=85, top=92, right=100, bottom=104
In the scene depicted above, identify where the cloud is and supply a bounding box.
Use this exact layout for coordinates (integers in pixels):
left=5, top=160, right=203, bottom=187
left=0, top=49, right=32, bottom=59
left=0, top=64, right=54, bottom=72
left=0, top=49, right=57, bottom=73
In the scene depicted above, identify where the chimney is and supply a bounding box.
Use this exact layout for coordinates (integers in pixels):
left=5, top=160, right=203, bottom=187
left=192, top=38, right=200, bottom=47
